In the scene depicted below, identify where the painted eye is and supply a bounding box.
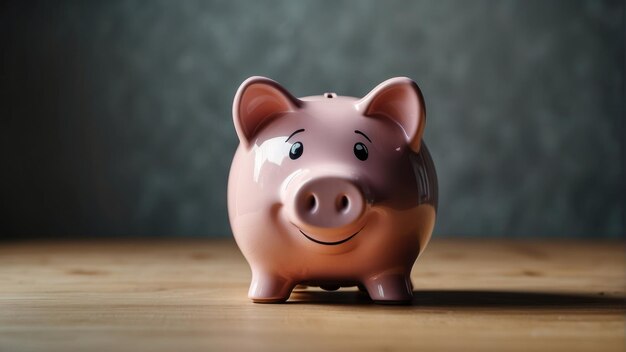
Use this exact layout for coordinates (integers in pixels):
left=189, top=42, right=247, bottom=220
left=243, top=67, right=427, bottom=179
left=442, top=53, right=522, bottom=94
left=289, top=142, right=304, bottom=160
left=353, top=142, right=368, bottom=161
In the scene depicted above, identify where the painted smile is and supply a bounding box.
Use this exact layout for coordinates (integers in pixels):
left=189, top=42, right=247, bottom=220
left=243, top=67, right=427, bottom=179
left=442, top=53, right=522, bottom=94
left=298, top=225, right=365, bottom=246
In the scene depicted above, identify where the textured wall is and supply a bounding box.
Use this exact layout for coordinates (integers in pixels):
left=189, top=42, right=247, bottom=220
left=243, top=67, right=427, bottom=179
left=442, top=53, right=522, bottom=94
left=1, top=0, right=624, bottom=238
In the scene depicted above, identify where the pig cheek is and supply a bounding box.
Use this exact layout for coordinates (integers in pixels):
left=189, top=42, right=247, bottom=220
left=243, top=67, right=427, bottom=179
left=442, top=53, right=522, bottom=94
left=359, top=205, right=431, bottom=266
left=249, top=145, right=307, bottom=232
left=232, top=145, right=288, bottom=229
left=244, top=139, right=324, bottom=250
left=231, top=170, right=300, bottom=261
left=365, top=154, right=419, bottom=210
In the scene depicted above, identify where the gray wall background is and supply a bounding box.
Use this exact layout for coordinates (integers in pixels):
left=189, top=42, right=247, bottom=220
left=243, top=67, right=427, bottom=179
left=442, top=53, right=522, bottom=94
left=1, top=0, right=624, bottom=238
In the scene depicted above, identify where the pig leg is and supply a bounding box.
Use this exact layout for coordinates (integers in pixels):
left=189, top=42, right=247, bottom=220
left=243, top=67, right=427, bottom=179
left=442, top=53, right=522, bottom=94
left=248, top=271, right=294, bottom=303
left=363, top=273, right=413, bottom=304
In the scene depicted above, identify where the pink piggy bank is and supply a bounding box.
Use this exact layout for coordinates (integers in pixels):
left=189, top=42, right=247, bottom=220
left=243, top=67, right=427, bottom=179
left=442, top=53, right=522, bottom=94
left=228, top=76, right=437, bottom=303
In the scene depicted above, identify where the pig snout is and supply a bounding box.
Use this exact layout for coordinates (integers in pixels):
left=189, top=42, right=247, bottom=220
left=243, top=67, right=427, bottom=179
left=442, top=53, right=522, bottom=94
left=289, top=176, right=366, bottom=230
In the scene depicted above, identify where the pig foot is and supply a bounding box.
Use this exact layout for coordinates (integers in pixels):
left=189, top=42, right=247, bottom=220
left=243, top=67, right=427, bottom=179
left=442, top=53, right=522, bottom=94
left=249, top=273, right=294, bottom=303
left=363, top=273, right=413, bottom=304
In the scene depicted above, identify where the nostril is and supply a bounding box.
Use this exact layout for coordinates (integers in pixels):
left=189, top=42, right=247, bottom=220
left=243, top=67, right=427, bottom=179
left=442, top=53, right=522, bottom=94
left=306, top=194, right=317, bottom=212
left=337, top=195, right=350, bottom=213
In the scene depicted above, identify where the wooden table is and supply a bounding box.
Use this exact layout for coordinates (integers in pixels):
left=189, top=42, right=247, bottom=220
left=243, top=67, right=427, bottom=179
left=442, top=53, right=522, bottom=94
left=0, top=238, right=624, bottom=351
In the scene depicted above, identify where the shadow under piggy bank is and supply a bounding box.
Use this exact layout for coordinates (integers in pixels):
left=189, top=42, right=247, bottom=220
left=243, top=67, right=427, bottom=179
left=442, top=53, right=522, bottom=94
left=288, top=289, right=626, bottom=311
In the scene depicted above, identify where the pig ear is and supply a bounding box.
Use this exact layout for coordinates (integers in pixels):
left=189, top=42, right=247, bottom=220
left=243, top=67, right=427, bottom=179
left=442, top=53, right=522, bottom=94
left=357, top=77, right=426, bottom=153
left=233, top=76, right=302, bottom=146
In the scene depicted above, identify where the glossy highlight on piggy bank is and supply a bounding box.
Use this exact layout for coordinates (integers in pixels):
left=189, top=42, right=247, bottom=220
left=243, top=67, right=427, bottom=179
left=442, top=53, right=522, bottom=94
left=227, top=76, right=437, bottom=303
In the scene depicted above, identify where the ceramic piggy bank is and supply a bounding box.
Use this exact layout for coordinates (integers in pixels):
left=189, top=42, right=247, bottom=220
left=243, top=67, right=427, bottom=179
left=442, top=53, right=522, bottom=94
left=228, top=76, right=437, bottom=303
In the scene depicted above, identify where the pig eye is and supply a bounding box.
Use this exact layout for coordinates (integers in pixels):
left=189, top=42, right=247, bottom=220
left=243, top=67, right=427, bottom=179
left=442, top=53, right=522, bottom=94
left=353, top=142, right=368, bottom=161
left=289, top=142, right=304, bottom=160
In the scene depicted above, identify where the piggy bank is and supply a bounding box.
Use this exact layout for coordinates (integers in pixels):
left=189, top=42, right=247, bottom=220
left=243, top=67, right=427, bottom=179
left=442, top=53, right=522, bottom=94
left=228, top=76, right=437, bottom=303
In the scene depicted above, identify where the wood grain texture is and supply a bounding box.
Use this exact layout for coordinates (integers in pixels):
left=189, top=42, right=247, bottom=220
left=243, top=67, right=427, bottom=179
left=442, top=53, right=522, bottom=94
left=0, top=238, right=624, bottom=352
